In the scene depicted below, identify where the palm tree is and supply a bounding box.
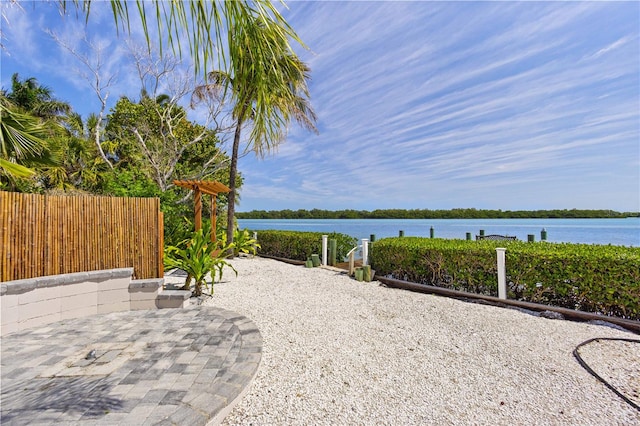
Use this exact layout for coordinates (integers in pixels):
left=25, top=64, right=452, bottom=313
left=4, top=2, right=309, bottom=180
left=43, top=112, right=106, bottom=190
left=6, top=73, right=70, bottom=120
left=62, top=1, right=305, bottom=76
left=192, top=18, right=317, bottom=254
left=0, top=95, right=52, bottom=180
left=0, top=75, right=71, bottom=186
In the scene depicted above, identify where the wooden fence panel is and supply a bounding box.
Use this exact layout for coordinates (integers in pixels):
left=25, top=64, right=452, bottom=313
left=0, top=191, right=163, bottom=281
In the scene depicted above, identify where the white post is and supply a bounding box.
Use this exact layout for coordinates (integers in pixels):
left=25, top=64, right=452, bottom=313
left=322, top=235, right=328, bottom=266
left=252, top=232, right=258, bottom=255
left=362, top=238, right=369, bottom=266
left=496, top=248, right=507, bottom=300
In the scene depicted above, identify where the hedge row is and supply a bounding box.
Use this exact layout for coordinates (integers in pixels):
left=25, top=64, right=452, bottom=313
left=369, top=237, right=640, bottom=320
left=253, top=230, right=357, bottom=262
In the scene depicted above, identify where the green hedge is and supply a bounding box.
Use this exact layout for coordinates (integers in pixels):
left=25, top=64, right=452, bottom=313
left=254, top=230, right=357, bottom=262
left=370, top=237, right=640, bottom=320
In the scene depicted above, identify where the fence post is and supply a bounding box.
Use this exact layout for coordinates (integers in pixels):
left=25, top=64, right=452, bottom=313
left=496, top=248, right=507, bottom=300
left=328, top=239, right=337, bottom=266
left=322, top=235, right=328, bottom=266
left=362, top=238, right=369, bottom=266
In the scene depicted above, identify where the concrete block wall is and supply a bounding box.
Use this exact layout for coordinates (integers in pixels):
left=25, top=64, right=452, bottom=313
left=129, top=278, right=165, bottom=310
left=1, top=269, right=188, bottom=336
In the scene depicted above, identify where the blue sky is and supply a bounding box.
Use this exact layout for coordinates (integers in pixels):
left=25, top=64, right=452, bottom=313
left=2, top=1, right=639, bottom=212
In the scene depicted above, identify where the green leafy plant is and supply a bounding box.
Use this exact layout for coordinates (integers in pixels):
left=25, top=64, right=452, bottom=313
left=217, top=227, right=260, bottom=257
left=164, top=224, right=237, bottom=296
left=232, top=228, right=260, bottom=256
left=254, top=230, right=357, bottom=261
left=370, top=237, right=640, bottom=320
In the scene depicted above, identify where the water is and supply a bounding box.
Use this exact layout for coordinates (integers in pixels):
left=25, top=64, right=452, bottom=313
left=238, top=218, right=640, bottom=247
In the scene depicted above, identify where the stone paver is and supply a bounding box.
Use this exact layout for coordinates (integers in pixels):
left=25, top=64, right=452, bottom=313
left=0, top=307, right=262, bottom=425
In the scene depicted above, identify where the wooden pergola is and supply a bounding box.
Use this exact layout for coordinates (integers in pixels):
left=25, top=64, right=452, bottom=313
left=173, top=179, right=230, bottom=243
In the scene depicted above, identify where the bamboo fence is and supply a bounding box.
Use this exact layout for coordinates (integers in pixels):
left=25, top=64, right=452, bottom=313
left=0, top=191, right=163, bottom=281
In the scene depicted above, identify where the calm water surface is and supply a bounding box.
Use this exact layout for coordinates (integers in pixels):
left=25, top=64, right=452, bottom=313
left=238, top=218, right=640, bottom=247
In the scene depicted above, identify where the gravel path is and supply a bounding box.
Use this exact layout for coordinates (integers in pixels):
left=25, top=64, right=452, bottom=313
left=172, top=256, right=639, bottom=425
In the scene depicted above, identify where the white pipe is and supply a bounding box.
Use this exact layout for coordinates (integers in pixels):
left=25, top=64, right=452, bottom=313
left=322, top=235, right=328, bottom=266
left=253, top=232, right=258, bottom=255
left=496, top=248, right=507, bottom=300
left=362, top=238, right=369, bottom=266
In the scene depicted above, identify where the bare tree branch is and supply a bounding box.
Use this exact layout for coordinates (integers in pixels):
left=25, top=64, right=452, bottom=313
left=121, top=45, right=232, bottom=191
left=47, top=30, right=115, bottom=169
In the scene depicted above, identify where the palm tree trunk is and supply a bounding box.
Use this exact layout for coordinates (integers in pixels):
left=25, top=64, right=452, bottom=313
left=226, top=116, right=244, bottom=257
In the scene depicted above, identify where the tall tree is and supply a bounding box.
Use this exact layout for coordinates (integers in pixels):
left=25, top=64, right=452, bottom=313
left=192, top=18, right=317, bottom=254
left=0, top=95, right=48, bottom=180
left=105, top=96, right=228, bottom=192
left=104, top=46, right=230, bottom=192
left=0, top=75, right=68, bottom=185
left=3, top=1, right=307, bottom=179
left=5, top=73, right=70, bottom=120
left=42, top=112, right=107, bottom=191
left=62, top=1, right=305, bottom=76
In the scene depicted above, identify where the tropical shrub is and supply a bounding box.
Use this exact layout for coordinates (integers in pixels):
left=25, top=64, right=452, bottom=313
left=370, top=237, right=640, bottom=320
left=217, top=227, right=260, bottom=256
left=233, top=229, right=260, bottom=256
left=254, top=230, right=357, bottom=261
left=164, top=224, right=236, bottom=296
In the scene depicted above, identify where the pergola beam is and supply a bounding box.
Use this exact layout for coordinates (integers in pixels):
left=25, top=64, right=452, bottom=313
left=173, top=180, right=230, bottom=242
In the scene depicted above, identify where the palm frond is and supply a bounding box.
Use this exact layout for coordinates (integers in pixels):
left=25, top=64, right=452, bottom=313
left=64, top=1, right=305, bottom=76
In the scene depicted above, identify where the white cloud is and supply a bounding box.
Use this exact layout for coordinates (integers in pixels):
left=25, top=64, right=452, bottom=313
left=1, top=1, right=638, bottom=212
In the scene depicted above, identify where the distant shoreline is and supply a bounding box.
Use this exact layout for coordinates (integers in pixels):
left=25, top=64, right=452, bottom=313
left=237, top=208, right=640, bottom=220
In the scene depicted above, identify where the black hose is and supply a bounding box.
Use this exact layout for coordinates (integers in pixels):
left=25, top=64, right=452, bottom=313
left=573, top=337, right=640, bottom=412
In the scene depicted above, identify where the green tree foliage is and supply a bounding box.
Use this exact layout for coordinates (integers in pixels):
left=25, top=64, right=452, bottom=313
left=256, top=230, right=356, bottom=262
left=5, top=73, right=70, bottom=120
left=0, top=75, right=70, bottom=188
left=1, top=75, right=114, bottom=192
left=4, top=1, right=312, bottom=247
left=192, top=18, right=317, bottom=254
left=236, top=208, right=639, bottom=219
left=104, top=96, right=227, bottom=190
left=101, top=95, right=233, bottom=245
left=0, top=96, right=48, bottom=181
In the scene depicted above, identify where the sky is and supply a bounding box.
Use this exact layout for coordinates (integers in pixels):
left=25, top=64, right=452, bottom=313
left=1, top=1, right=639, bottom=213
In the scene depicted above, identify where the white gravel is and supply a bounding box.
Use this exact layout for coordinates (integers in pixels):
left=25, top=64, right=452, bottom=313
left=171, top=256, right=640, bottom=425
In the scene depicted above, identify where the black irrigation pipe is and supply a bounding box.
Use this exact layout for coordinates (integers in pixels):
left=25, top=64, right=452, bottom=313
left=259, top=255, right=640, bottom=333
left=257, top=254, right=306, bottom=266
left=573, top=338, right=640, bottom=412
left=375, top=275, right=640, bottom=334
